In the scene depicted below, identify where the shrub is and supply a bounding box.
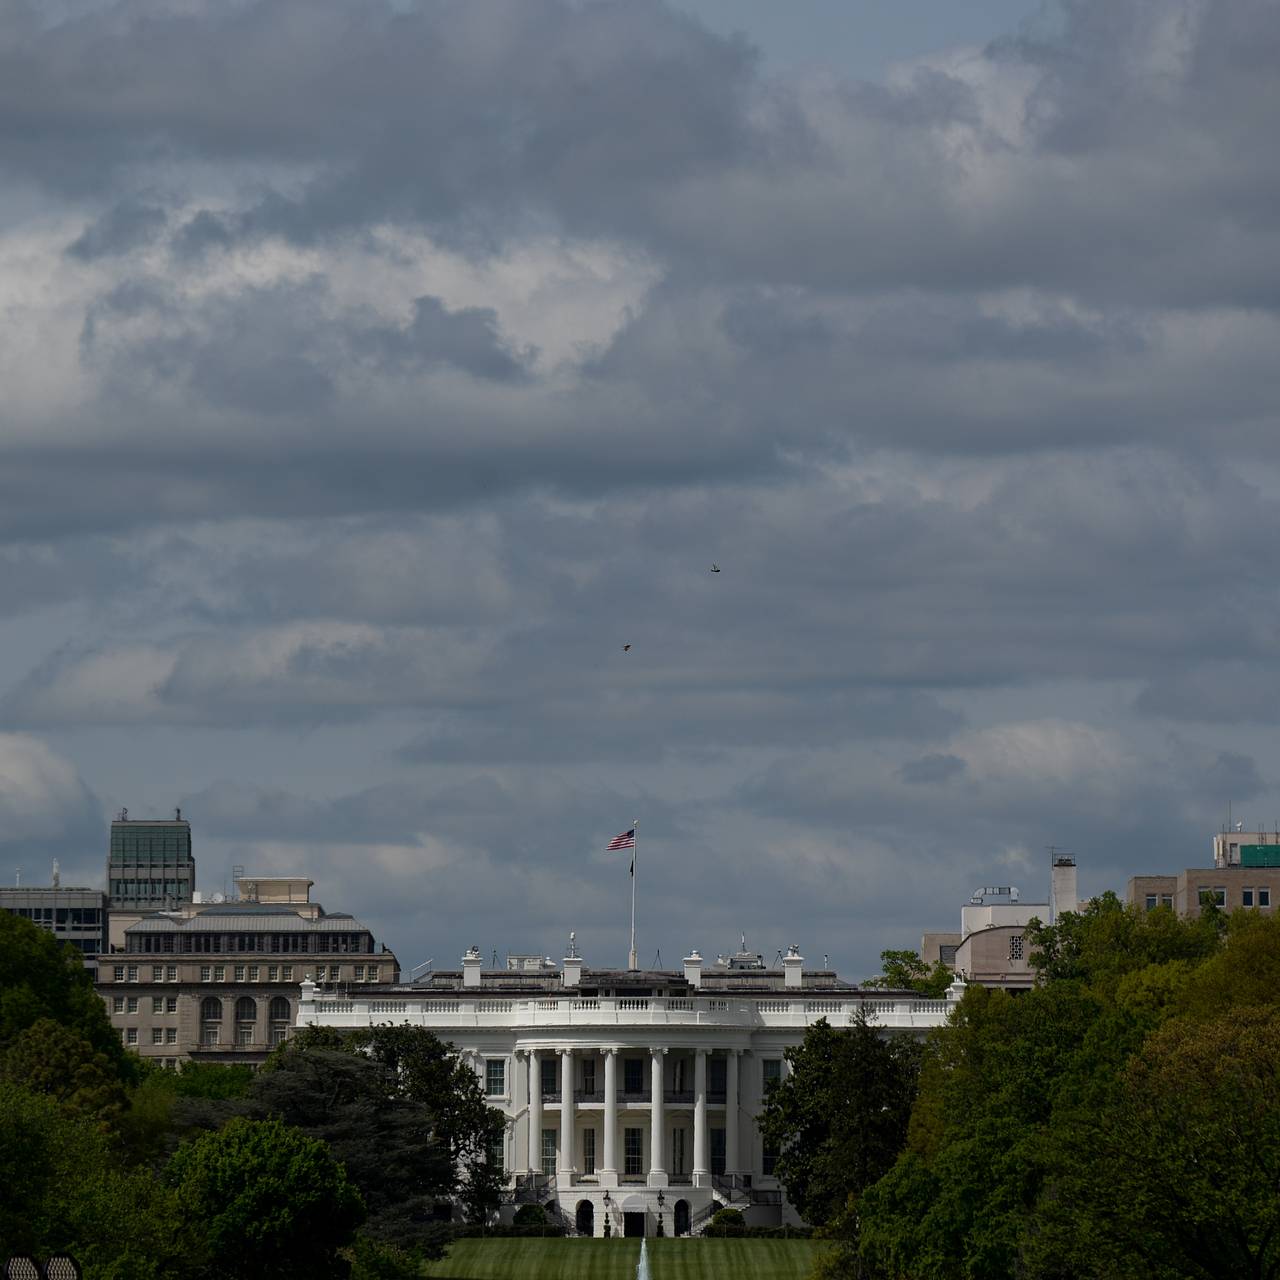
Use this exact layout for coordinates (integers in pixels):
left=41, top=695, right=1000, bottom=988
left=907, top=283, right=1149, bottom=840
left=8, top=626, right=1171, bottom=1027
left=512, top=1203, right=548, bottom=1227
left=711, top=1207, right=745, bottom=1228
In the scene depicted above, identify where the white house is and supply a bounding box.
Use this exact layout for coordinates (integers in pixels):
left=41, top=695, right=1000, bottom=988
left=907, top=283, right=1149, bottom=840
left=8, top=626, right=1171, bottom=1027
left=297, top=943, right=964, bottom=1238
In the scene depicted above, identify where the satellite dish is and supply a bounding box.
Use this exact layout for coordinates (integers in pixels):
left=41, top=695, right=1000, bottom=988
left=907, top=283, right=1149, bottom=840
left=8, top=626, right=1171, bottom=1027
left=211, top=892, right=225, bottom=903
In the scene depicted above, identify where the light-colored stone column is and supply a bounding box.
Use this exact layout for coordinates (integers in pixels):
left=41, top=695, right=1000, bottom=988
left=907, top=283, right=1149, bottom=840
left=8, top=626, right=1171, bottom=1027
left=602, top=1048, right=618, bottom=1184
left=559, top=1048, right=575, bottom=1180
left=649, top=1048, right=667, bottom=1184
left=528, top=1050, right=542, bottom=1175
left=725, top=1049, right=740, bottom=1174
left=693, top=1048, right=708, bottom=1184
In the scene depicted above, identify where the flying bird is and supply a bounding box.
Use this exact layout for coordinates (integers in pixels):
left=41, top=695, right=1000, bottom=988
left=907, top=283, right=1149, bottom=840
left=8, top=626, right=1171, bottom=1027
left=622, top=644, right=631, bottom=652
left=710, top=564, right=721, bottom=573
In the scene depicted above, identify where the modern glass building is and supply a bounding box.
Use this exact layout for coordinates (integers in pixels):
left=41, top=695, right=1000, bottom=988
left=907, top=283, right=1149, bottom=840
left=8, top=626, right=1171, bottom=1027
left=106, top=811, right=195, bottom=909
left=0, top=885, right=109, bottom=973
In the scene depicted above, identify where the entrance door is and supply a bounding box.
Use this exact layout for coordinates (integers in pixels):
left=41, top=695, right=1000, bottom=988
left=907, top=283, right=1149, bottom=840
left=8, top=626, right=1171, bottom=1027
left=674, top=1200, right=690, bottom=1236
left=624, top=1211, right=645, bottom=1238
left=575, top=1201, right=595, bottom=1237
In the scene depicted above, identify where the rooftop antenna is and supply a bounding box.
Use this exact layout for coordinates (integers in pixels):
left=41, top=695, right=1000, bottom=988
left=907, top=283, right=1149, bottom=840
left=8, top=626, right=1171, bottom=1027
left=774, top=948, right=784, bottom=966
left=175, top=806, right=182, bottom=821
left=491, top=948, right=499, bottom=967
left=652, top=948, right=662, bottom=969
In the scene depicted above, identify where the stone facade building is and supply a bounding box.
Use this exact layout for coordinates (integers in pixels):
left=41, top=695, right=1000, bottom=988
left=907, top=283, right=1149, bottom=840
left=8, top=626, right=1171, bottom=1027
left=99, top=875, right=399, bottom=1069
left=297, top=944, right=963, bottom=1238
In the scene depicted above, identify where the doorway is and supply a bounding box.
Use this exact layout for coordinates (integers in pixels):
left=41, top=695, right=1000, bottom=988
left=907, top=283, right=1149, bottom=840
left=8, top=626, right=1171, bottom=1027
left=575, top=1200, right=594, bottom=1237
left=623, top=1211, right=645, bottom=1237
left=674, top=1200, right=690, bottom=1236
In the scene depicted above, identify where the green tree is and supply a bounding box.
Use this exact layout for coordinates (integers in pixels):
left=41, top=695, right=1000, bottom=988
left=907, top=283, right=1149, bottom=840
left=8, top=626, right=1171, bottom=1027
left=865, top=949, right=954, bottom=998
left=2, top=1016, right=128, bottom=1129
left=758, top=1014, right=920, bottom=1228
left=0, top=1081, right=192, bottom=1278
left=165, top=1114, right=365, bottom=1280
left=0, top=912, right=132, bottom=1075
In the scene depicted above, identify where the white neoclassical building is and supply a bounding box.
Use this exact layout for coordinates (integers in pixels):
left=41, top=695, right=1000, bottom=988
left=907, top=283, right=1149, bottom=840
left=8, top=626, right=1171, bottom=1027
left=297, top=943, right=963, bottom=1238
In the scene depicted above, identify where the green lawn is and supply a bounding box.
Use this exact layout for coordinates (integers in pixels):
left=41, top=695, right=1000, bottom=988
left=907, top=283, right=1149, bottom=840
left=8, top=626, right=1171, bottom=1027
left=420, top=1237, right=821, bottom=1280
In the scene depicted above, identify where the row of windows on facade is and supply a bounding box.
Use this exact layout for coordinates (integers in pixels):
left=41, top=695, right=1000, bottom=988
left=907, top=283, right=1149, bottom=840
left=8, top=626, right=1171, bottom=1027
left=109, top=881, right=190, bottom=899
left=111, top=962, right=384, bottom=982
left=481, top=1055, right=783, bottom=1101
left=7, top=906, right=103, bottom=926
left=124, top=932, right=375, bottom=955
left=518, top=1126, right=778, bottom=1179
left=1193, top=886, right=1272, bottom=909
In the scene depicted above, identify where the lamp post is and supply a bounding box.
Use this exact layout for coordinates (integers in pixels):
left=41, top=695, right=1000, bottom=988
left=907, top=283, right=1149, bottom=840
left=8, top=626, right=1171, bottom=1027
left=602, top=1189, right=611, bottom=1238
left=656, top=1189, right=665, bottom=1237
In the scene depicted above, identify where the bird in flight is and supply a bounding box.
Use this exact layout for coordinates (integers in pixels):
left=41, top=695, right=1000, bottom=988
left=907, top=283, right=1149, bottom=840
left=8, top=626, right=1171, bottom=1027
left=622, top=644, right=632, bottom=652
left=711, top=564, right=721, bottom=573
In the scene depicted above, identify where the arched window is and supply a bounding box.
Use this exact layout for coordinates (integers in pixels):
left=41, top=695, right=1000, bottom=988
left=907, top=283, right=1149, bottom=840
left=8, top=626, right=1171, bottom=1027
left=200, top=997, right=222, bottom=1046
left=268, top=996, right=291, bottom=1046
left=235, top=997, right=257, bottom=1046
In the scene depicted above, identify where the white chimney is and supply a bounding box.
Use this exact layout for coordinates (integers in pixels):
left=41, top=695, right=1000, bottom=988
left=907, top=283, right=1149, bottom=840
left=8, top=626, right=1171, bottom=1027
left=1050, top=858, right=1078, bottom=922
left=462, top=946, right=483, bottom=989
left=783, top=945, right=804, bottom=989
left=563, top=955, right=582, bottom=987
left=683, top=950, right=702, bottom=988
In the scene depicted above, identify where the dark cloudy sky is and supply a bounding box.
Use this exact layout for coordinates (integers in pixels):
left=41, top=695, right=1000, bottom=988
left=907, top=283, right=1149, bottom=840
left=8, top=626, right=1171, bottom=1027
left=2, top=0, right=1277, bottom=980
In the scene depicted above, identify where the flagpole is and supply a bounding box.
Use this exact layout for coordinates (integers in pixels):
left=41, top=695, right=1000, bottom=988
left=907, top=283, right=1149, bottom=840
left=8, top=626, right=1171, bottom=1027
left=628, top=820, right=638, bottom=971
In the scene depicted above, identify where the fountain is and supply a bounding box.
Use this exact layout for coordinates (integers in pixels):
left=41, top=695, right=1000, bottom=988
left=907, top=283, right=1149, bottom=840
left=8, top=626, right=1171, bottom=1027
left=636, top=1236, right=651, bottom=1280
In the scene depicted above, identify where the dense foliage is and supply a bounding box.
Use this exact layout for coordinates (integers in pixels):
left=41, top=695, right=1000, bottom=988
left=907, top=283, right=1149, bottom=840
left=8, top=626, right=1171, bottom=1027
left=0, top=913, right=504, bottom=1278
left=851, top=895, right=1280, bottom=1280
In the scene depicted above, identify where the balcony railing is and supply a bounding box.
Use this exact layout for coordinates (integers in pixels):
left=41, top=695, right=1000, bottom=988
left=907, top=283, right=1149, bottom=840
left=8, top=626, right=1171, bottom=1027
left=298, top=986, right=964, bottom=1033
left=574, top=1089, right=605, bottom=1103
left=664, top=1089, right=694, bottom=1104
left=619, top=1089, right=651, bottom=1104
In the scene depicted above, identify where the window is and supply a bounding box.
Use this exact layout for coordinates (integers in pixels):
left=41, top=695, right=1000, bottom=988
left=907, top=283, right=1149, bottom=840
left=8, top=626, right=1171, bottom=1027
left=354, top=965, right=365, bottom=981
left=1161, top=894, right=1174, bottom=909
left=624, top=1057, right=644, bottom=1094
left=541, top=1057, right=558, bottom=1098
left=582, top=1058, right=596, bottom=1095
left=583, top=1127, right=596, bottom=1175
left=152, top=997, right=164, bottom=1014
left=112, top=996, right=124, bottom=1014
left=368, top=966, right=380, bottom=983
left=762, top=1138, right=780, bottom=1176
left=1145, top=894, right=1158, bottom=910
left=1261, top=888, right=1272, bottom=908
left=127, top=966, right=138, bottom=982
left=126, top=1028, right=138, bottom=1045
left=200, top=966, right=211, bottom=982
left=282, top=966, right=293, bottom=980
left=152, top=966, right=164, bottom=981
left=710, top=1128, right=726, bottom=1176
left=485, top=1059, right=506, bottom=1097
left=269, top=996, right=291, bottom=1046
left=487, top=1134, right=505, bottom=1174
left=541, top=1128, right=557, bottom=1177
left=235, top=997, right=256, bottom=1046
left=165, top=1028, right=177, bottom=1045
left=166, top=996, right=177, bottom=1014
left=672, top=1127, right=686, bottom=1176
left=127, top=997, right=138, bottom=1014
left=113, top=966, right=124, bottom=982
left=624, top=1128, right=643, bottom=1176
left=1243, top=888, right=1255, bottom=907
left=213, top=966, right=225, bottom=982
left=763, top=1059, right=782, bottom=1092
left=234, top=966, right=245, bottom=982
left=152, top=1028, right=164, bottom=1045
left=166, top=965, right=177, bottom=981
left=1200, top=887, right=1227, bottom=908
left=1009, top=935, right=1024, bottom=962
left=268, top=966, right=279, bottom=981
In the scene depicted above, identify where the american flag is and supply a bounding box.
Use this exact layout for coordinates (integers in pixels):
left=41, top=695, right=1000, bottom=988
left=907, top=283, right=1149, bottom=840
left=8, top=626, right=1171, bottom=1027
left=606, top=828, right=635, bottom=852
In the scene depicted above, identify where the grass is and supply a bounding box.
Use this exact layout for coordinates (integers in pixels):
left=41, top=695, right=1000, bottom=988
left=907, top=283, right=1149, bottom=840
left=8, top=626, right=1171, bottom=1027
left=419, top=1237, right=821, bottom=1279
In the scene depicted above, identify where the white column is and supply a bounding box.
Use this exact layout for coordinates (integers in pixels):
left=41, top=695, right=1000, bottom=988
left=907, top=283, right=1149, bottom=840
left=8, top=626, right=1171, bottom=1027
left=725, top=1049, right=740, bottom=1174
left=528, top=1050, right=542, bottom=1175
left=560, top=1048, right=575, bottom=1180
left=693, top=1048, right=708, bottom=1184
left=649, top=1048, right=666, bottom=1183
left=603, top=1048, right=618, bottom=1184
